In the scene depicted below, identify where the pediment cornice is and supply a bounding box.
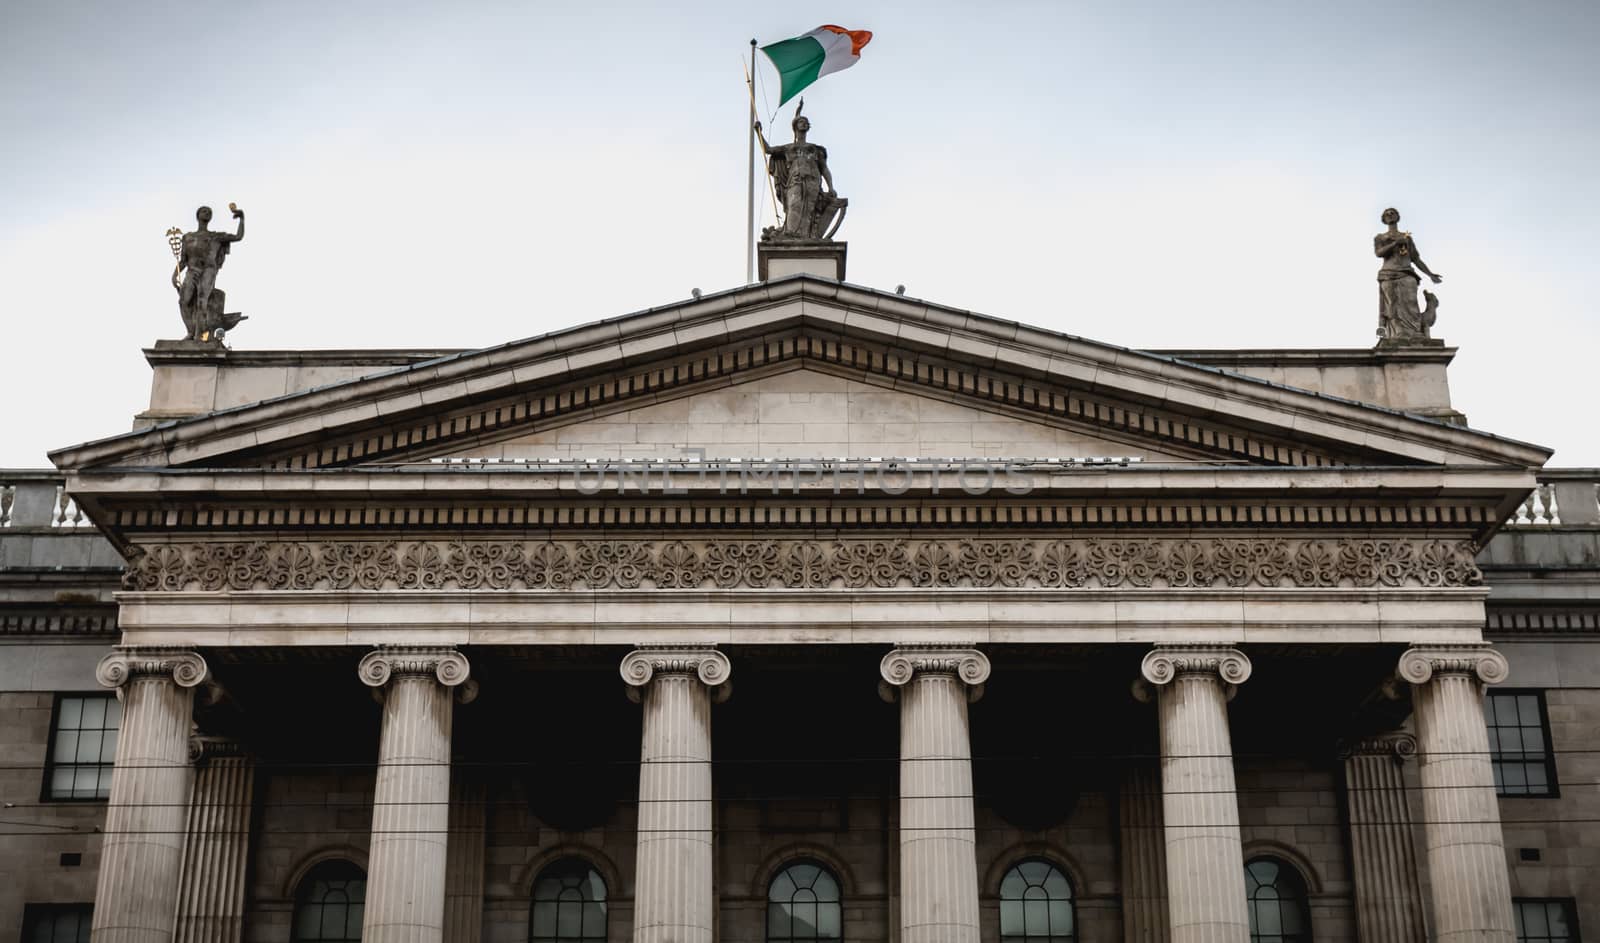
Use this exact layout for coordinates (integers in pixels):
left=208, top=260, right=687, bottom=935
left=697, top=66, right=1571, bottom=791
left=51, top=277, right=1550, bottom=472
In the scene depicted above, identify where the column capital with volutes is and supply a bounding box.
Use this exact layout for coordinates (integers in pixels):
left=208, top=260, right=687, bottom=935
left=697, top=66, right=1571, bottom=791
left=620, top=646, right=731, bottom=701
left=1139, top=644, right=1252, bottom=687
left=358, top=646, right=474, bottom=702
left=1397, top=644, right=1509, bottom=686
left=879, top=645, right=990, bottom=703
left=96, top=646, right=209, bottom=690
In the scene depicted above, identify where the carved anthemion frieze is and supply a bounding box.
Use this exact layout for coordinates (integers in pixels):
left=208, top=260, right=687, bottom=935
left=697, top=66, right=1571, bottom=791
left=121, top=536, right=1484, bottom=593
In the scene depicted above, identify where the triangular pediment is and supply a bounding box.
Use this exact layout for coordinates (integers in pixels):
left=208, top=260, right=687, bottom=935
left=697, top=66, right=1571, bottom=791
left=426, top=366, right=1196, bottom=463
left=50, top=277, right=1551, bottom=472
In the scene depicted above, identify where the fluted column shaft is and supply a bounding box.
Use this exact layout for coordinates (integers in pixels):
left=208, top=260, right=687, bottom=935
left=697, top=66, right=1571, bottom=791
left=1139, top=646, right=1252, bottom=943
left=175, top=740, right=256, bottom=943
left=91, top=647, right=209, bottom=943
left=1119, top=761, right=1170, bottom=943
left=1342, top=733, right=1427, bottom=943
left=880, top=646, right=990, bottom=943
left=358, top=647, right=474, bottom=943
left=443, top=773, right=487, bottom=943
left=621, top=647, right=731, bottom=943
left=1398, top=646, right=1515, bottom=943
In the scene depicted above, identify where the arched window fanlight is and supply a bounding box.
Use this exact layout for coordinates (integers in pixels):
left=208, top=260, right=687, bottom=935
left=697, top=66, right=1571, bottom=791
left=999, top=858, right=1075, bottom=942
left=292, top=860, right=366, bottom=943
left=767, top=860, right=843, bottom=942
left=531, top=858, right=608, bottom=943
left=1245, top=857, right=1311, bottom=943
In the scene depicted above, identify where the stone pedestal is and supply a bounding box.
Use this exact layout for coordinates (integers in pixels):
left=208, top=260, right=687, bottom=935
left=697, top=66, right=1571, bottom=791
left=880, top=646, right=990, bottom=943
left=175, top=738, right=256, bottom=943
left=357, top=647, right=474, bottom=943
left=758, top=240, right=847, bottom=281
left=621, top=648, right=731, bottom=943
left=91, top=647, right=209, bottom=943
left=1341, top=733, right=1427, bottom=943
left=1138, top=646, right=1252, bottom=943
left=1397, top=646, right=1515, bottom=943
left=1119, top=761, right=1171, bottom=943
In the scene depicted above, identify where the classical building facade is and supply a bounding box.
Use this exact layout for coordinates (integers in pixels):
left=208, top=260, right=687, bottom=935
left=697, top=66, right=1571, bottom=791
left=2, top=255, right=1595, bottom=943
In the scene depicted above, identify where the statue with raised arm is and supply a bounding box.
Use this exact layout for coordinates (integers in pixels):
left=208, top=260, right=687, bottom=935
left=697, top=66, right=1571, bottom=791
left=1374, top=207, right=1442, bottom=345
left=755, top=102, right=848, bottom=242
left=168, top=203, right=248, bottom=344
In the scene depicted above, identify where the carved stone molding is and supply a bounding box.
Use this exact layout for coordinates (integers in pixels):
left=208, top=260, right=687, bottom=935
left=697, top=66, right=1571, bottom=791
left=620, top=647, right=731, bottom=702
left=121, top=537, right=1485, bottom=593
left=1339, top=731, right=1418, bottom=762
left=1396, top=644, right=1509, bottom=686
left=879, top=646, right=991, bottom=703
left=358, top=646, right=474, bottom=702
left=1140, top=645, right=1252, bottom=700
left=96, top=646, right=209, bottom=690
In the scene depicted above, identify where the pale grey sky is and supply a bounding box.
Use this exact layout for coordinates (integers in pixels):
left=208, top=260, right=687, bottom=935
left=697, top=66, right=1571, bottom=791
left=3, top=0, right=1596, bottom=466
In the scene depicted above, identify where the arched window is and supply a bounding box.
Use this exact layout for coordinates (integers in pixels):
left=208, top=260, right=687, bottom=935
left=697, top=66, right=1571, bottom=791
left=531, top=858, right=608, bottom=943
left=767, top=860, right=842, bottom=942
left=999, top=858, right=1075, bottom=941
left=1245, top=857, right=1311, bottom=943
left=292, top=860, right=366, bottom=943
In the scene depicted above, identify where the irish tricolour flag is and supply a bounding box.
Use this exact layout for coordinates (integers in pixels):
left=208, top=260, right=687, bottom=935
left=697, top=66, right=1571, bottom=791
left=761, top=26, right=873, bottom=105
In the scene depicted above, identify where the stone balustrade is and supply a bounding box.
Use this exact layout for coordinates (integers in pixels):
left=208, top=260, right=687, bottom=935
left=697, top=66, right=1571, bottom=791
left=0, top=473, right=92, bottom=527
left=1509, top=469, right=1600, bottom=526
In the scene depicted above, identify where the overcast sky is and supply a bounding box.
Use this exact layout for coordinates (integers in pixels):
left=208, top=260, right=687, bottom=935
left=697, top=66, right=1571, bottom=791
left=3, top=0, right=1596, bottom=467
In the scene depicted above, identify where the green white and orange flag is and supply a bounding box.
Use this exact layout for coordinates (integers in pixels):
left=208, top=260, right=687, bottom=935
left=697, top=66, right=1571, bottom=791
left=760, top=25, right=873, bottom=105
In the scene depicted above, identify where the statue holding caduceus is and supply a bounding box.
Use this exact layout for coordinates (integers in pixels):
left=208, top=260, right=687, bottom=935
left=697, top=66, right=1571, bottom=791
left=166, top=203, right=248, bottom=343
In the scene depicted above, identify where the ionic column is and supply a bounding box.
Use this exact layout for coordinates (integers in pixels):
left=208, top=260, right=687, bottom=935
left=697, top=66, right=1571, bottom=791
left=1119, top=761, right=1170, bottom=943
left=91, top=647, right=210, bottom=943
left=175, top=737, right=256, bottom=943
left=1137, top=645, right=1252, bottom=943
left=1341, top=732, right=1427, bottom=943
left=620, top=647, right=731, bottom=943
left=357, top=646, right=474, bottom=943
left=879, top=646, right=991, bottom=943
left=1397, top=645, right=1515, bottom=943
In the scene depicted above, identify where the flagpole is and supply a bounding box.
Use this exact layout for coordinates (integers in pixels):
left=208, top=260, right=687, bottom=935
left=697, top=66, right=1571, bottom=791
left=746, top=38, right=758, bottom=284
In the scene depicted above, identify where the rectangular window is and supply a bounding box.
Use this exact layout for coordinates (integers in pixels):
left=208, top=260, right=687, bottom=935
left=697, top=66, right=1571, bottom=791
left=43, top=694, right=121, bottom=801
left=1485, top=690, right=1558, bottom=797
left=1513, top=899, right=1579, bottom=943
left=21, top=904, right=93, bottom=943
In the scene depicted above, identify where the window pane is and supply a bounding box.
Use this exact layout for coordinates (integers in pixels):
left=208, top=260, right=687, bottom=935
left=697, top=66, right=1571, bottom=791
left=58, top=698, right=84, bottom=729
left=817, top=901, right=841, bottom=939
left=556, top=901, right=581, bottom=938
left=532, top=902, right=558, bottom=938
left=999, top=899, right=1024, bottom=937
left=769, top=902, right=791, bottom=938
left=80, top=698, right=105, bottom=727
left=1022, top=898, right=1047, bottom=933
left=1048, top=900, right=1073, bottom=933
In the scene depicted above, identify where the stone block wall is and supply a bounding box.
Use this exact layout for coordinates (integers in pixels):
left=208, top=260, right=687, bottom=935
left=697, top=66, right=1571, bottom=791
left=1235, top=759, right=1357, bottom=941
left=0, top=691, right=107, bottom=942
left=1499, top=687, right=1600, bottom=934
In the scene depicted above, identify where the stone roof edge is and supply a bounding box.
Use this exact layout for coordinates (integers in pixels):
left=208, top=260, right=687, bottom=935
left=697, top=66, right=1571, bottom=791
left=50, top=276, right=1553, bottom=470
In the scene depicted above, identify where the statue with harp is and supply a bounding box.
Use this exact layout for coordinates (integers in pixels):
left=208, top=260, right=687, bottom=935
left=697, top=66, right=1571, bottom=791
left=755, top=101, right=848, bottom=242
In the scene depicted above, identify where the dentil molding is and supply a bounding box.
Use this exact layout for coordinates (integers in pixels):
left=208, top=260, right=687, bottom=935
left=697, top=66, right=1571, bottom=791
left=120, top=536, right=1484, bottom=593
